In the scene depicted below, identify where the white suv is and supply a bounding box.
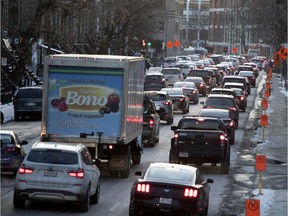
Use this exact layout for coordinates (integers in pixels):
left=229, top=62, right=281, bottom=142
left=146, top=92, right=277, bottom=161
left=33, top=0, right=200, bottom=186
left=13, top=141, right=101, bottom=212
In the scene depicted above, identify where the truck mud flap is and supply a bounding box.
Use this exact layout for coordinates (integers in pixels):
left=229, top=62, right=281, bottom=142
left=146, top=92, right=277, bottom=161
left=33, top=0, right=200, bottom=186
left=108, top=145, right=131, bottom=171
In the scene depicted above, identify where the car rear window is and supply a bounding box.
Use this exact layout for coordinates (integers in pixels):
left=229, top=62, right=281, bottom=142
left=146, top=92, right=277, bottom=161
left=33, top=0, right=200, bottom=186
left=16, top=89, right=42, bottom=98
left=179, top=119, right=223, bottom=130
left=223, top=78, right=244, bottom=83
left=145, top=75, right=162, bottom=81
left=189, top=70, right=210, bottom=77
left=27, top=149, right=78, bottom=164
left=0, top=134, right=13, bottom=145
left=161, top=69, right=181, bottom=75
left=206, top=98, right=235, bottom=107
left=150, top=94, right=167, bottom=101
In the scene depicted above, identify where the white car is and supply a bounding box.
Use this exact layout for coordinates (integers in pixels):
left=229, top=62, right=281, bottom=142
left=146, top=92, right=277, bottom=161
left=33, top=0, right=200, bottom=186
left=13, top=141, right=101, bottom=212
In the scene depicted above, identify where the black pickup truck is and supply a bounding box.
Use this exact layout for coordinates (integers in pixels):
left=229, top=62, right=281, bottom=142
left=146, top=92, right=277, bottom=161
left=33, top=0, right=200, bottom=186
left=142, top=95, right=163, bottom=147
left=169, top=116, right=230, bottom=174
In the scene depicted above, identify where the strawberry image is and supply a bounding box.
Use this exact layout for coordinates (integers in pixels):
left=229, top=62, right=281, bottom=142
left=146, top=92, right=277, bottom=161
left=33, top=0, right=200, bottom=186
left=58, top=101, right=68, bottom=112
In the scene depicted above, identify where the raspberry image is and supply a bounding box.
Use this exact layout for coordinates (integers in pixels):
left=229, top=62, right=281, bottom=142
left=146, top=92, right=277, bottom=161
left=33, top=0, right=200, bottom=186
left=51, top=98, right=60, bottom=108
left=105, top=106, right=112, bottom=114
left=111, top=104, right=119, bottom=113
left=58, top=101, right=68, bottom=112
left=107, top=93, right=120, bottom=106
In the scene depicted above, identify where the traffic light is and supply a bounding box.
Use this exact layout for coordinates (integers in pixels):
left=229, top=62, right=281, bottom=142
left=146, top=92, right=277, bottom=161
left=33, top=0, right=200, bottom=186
left=147, top=42, right=151, bottom=47
left=142, top=40, right=146, bottom=47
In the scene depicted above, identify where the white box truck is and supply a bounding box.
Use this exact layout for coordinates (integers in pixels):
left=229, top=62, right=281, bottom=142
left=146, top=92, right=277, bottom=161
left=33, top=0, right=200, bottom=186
left=40, top=54, right=145, bottom=178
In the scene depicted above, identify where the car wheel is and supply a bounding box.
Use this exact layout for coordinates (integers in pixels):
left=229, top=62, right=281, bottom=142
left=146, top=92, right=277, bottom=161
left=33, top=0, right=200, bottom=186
left=14, top=113, right=20, bottom=121
left=129, top=204, right=140, bottom=216
left=182, top=108, right=187, bottom=114
left=79, top=187, right=90, bottom=212
left=194, top=99, right=199, bottom=104
left=90, top=183, right=100, bottom=204
left=167, top=118, right=173, bottom=125
left=13, top=191, right=26, bottom=209
left=235, top=120, right=239, bottom=129
left=220, top=164, right=229, bottom=174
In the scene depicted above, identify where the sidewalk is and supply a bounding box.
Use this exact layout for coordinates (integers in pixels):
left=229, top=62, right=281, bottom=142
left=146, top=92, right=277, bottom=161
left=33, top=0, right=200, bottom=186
left=251, top=73, right=287, bottom=215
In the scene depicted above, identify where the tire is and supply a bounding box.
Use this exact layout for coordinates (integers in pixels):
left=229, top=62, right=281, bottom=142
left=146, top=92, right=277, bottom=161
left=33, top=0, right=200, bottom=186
left=13, top=191, right=26, bottom=209
left=182, top=108, right=187, bottom=114
left=235, top=120, right=239, bottom=129
left=167, top=117, right=173, bottom=125
left=195, top=100, right=199, bottom=104
left=79, top=187, right=90, bottom=212
left=14, top=113, right=20, bottom=121
left=229, top=139, right=235, bottom=145
left=129, top=204, right=140, bottom=216
left=220, top=164, right=229, bottom=174
left=90, top=183, right=100, bottom=204
left=132, top=153, right=141, bottom=164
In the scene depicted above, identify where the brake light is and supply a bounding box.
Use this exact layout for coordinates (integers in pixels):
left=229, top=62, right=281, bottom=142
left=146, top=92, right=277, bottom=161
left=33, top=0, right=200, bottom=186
left=163, top=101, right=171, bottom=105
left=137, top=183, right=150, bottom=193
left=19, top=165, right=34, bottom=175
left=240, top=96, right=245, bottom=101
left=200, top=83, right=204, bottom=87
left=229, top=121, right=234, bottom=127
left=4, top=146, right=17, bottom=152
left=229, top=107, right=237, bottom=111
left=192, top=90, right=196, bottom=94
left=174, top=132, right=179, bottom=139
left=179, top=97, right=185, bottom=101
left=149, top=119, right=154, bottom=128
left=219, top=134, right=225, bottom=141
left=184, top=188, right=198, bottom=197
left=68, top=168, right=85, bottom=179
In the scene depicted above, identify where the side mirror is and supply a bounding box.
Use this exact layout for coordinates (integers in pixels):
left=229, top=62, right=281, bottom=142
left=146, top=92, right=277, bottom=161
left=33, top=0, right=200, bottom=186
left=207, top=178, right=214, bottom=183
left=171, top=125, right=178, bottom=131
left=135, top=171, right=143, bottom=176
left=200, top=101, right=205, bottom=105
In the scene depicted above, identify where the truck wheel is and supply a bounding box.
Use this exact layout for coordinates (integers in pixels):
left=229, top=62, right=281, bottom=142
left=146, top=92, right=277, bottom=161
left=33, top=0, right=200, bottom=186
left=132, top=153, right=141, bottom=164
left=13, top=191, right=26, bottom=209
left=14, top=113, right=20, bottom=121
left=182, top=108, right=187, bottom=114
left=169, top=150, right=179, bottom=164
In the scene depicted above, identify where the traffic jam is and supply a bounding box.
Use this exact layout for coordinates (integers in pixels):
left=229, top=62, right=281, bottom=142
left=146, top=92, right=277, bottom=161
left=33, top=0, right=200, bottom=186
left=0, top=53, right=271, bottom=216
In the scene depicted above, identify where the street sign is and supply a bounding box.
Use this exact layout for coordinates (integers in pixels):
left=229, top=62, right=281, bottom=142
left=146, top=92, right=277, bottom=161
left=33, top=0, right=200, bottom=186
left=256, top=155, right=266, bottom=171
left=232, top=47, right=238, bottom=53
left=246, top=199, right=260, bottom=216
left=260, top=114, right=268, bottom=126
left=277, top=47, right=288, bottom=60
left=166, top=41, right=173, bottom=49
left=174, top=40, right=181, bottom=48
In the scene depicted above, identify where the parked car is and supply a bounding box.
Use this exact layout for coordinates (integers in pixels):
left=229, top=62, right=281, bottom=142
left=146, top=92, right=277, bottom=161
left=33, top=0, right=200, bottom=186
left=232, top=88, right=247, bottom=112
left=184, top=76, right=207, bottom=96
left=238, top=71, right=256, bottom=87
left=144, top=72, right=167, bottom=91
left=161, top=68, right=184, bottom=87
left=173, top=81, right=199, bottom=104
left=201, top=94, right=239, bottom=128
left=160, top=87, right=190, bottom=114
left=144, top=91, right=174, bottom=125
left=13, top=142, right=101, bottom=212
left=198, top=108, right=236, bottom=144
left=13, top=86, right=43, bottom=120
left=129, top=162, right=213, bottom=216
left=1, top=130, right=28, bottom=175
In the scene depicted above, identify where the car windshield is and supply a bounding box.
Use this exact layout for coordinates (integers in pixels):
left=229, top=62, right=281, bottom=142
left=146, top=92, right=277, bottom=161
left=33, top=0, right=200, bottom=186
left=146, top=167, right=195, bottom=184
left=145, top=75, right=162, bottom=81
left=27, top=149, right=78, bottom=164
left=16, top=89, right=42, bottom=98
left=200, top=111, right=229, bottom=118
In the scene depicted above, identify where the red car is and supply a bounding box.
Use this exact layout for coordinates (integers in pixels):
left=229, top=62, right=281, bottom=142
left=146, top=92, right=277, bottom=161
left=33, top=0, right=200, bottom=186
left=232, top=88, right=247, bottom=112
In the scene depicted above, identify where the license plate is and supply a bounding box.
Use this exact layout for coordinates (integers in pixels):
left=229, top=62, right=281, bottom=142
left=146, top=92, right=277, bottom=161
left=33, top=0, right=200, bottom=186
left=25, top=102, right=36, bottom=106
left=44, top=170, right=57, bottom=177
left=160, top=197, right=172, bottom=205
left=179, top=152, right=189, bottom=157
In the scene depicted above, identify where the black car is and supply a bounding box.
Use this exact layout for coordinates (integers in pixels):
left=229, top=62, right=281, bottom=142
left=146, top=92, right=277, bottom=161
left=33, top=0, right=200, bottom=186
left=144, top=91, right=174, bottom=125
left=1, top=130, right=28, bottom=175
left=160, top=87, right=189, bottom=114
left=201, top=94, right=239, bottom=129
left=13, top=86, right=43, bottom=120
left=198, top=108, right=236, bottom=145
left=129, top=162, right=213, bottom=216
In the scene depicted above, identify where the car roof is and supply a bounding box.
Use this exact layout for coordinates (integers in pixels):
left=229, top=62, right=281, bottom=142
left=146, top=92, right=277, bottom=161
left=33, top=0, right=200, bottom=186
left=212, top=88, right=234, bottom=92
left=207, top=94, right=235, bottom=99
left=31, top=141, right=84, bottom=152
left=18, top=86, right=43, bottom=90
left=224, top=82, right=244, bottom=86
left=200, top=108, right=229, bottom=114
left=149, top=162, right=197, bottom=173
left=238, top=71, right=254, bottom=75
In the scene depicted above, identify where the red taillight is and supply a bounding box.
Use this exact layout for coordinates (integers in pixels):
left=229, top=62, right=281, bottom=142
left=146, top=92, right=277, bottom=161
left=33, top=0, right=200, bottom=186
left=219, top=134, right=225, bottom=141
left=19, top=165, right=34, bottom=175
left=163, top=101, right=171, bottom=105
left=192, top=90, right=196, bottom=94
left=179, top=97, right=185, bottom=101
left=229, top=107, right=237, bottom=111
left=149, top=119, right=154, bottom=128
left=68, top=168, right=85, bottom=179
left=5, top=146, right=16, bottom=152
left=229, top=121, right=234, bottom=127
left=137, top=183, right=150, bottom=193
left=184, top=188, right=198, bottom=197
left=200, top=83, right=204, bottom=87
left=240, top=96, right=245, bottom=101
left=174, top=132, right=179, bottom=139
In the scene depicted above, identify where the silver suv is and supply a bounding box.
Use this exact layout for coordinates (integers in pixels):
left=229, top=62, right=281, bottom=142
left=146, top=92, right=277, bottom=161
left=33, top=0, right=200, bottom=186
left=13, top=141, right=101, bottom=212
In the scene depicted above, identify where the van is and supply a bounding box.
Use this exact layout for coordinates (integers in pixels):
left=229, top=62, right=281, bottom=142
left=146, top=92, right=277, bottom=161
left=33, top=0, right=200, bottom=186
left=13, top=86, right=43, bottom=120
